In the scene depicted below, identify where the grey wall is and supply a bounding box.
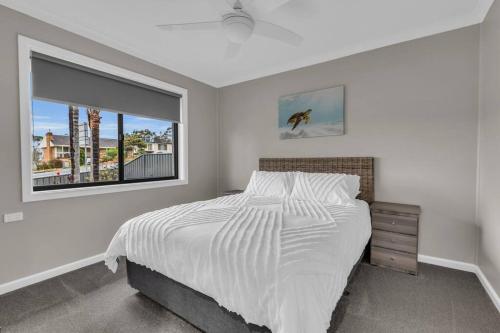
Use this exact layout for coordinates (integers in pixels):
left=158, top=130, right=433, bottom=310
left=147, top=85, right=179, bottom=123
left=478, top=0, right=500, bottom=296
left=219, top=26, right=480, bottom=264
left=0, top=5, right=218, bottom=284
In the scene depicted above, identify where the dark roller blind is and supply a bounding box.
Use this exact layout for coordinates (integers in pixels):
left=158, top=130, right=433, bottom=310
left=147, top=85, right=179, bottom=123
left=31, top=52, right=181, bottom=122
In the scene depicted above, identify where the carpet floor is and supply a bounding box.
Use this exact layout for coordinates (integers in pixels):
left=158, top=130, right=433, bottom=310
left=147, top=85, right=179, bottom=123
left=0, top=261, right=498, bottom=332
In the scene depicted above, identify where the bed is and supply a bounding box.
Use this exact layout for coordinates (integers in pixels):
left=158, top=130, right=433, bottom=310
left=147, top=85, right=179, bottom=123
left=105, top=157, right=374, bottom=333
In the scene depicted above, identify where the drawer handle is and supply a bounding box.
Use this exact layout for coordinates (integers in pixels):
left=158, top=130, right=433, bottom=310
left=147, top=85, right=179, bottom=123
left=390, top=238, right=395, bottom=243
left=391, top=220, right=396, bottom=225
left=390, top=256, right=395, bottom=261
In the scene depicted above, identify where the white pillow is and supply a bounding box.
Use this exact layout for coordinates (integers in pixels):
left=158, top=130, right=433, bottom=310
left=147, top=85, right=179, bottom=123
left=244, top=171, right=295, bottom=198
left=315, top=173, right=360, bottom=199
left=344, top=174, right=361, bottom=199
left=290, top=172, right=359, bottom=205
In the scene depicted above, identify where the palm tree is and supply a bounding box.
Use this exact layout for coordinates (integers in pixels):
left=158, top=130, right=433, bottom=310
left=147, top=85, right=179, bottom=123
left=87, top=107, right=101, bottom=181
left=68, top=105, right=80, bottom=183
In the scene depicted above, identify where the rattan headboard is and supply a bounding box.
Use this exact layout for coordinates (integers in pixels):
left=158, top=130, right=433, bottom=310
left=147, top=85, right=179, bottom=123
left=259, top=157, right=374, bottom=203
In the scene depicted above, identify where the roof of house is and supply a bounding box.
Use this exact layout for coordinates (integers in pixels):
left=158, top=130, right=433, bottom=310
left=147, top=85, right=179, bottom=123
left=151, top=136, right=172, bottom=144
left=51, top=135, right=117, bottom=148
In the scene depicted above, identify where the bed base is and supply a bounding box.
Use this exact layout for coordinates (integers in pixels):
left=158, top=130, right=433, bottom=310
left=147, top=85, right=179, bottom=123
left=126, top=252, right=364, bottom=333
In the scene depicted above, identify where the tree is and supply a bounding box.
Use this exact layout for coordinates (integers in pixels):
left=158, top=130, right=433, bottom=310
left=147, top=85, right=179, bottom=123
left=124, top=133, right=147, bottom=148
left=79, top=147, right=85, bottom=166
left=132, top=129, right=156, bottom=142
left=87, top=107, right=101, bottom=181
left=160, top=127, right=172, bottom=141
left=106, top=147, right=118, bottom=160
left=69, top=105, right=80, bottom=183
left=124, top=132, right=147, bottom=157
left=32, top=135, right=43, bottom=164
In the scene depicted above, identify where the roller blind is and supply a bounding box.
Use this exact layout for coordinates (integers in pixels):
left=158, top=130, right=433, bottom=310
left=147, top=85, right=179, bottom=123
left=31, top=52, right=181, bottom=122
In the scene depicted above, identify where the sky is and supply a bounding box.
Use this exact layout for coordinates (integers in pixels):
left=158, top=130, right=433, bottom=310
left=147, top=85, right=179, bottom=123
left=278, top=86, right=344, bottom=128
left=32, top=99, right=172, bottom=138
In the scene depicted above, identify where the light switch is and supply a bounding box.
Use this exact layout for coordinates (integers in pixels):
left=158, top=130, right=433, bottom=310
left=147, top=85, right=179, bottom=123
left=4, top=212, right=23, bottom=223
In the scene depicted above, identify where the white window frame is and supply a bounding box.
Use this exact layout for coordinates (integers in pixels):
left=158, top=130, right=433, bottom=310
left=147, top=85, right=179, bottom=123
left=18, top=35, right=188, bottom=202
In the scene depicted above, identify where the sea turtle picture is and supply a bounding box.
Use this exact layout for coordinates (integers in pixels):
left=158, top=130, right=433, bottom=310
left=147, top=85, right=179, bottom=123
left=278, top=86, right=344, bottom=139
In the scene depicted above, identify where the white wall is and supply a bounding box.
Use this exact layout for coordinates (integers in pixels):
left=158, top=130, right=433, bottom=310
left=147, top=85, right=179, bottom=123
left=219, top=26, right=480, bottom=264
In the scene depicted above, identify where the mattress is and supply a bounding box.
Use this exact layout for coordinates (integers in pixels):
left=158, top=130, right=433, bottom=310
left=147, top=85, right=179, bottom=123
left=105, top=194, right=371, bottom=333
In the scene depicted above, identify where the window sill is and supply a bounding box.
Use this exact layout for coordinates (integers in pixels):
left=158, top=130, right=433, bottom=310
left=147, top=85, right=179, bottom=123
left=23, top=178, right=188, bottom=202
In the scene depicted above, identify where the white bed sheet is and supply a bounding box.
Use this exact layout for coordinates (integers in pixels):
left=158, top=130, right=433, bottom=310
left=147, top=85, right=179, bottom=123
left=105, top=194, right=371, bottom=333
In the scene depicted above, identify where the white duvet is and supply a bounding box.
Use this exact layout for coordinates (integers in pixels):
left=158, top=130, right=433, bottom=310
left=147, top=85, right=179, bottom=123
left=105, top=194, right=371, bottom=333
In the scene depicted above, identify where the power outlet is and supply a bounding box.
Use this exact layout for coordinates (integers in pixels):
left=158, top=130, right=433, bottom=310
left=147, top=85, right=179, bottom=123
left=4, top=212, right=23, bottom=223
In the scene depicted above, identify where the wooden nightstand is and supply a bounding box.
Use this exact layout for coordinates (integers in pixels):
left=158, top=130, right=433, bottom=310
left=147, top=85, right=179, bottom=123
left=370, top=201, right=421, bottom=275
left=219, top=190, right=244, bottom=197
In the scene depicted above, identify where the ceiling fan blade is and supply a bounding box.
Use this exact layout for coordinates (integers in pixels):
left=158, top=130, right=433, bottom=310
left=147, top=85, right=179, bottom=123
left=251, top=0, right=292, bottom=12
left=157, top=21, right=221, bottom=31
left=225, top=42, right=242, bottom=59
left=254, top=20, right=302, bottom=46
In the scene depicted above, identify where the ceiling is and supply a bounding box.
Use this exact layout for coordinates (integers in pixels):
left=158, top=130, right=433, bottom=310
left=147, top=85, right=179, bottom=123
left=0, top=0, right=494, bottom=87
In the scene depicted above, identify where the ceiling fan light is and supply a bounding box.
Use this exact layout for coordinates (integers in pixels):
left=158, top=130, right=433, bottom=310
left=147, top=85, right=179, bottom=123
left=222, top=14, right=255, bottom=43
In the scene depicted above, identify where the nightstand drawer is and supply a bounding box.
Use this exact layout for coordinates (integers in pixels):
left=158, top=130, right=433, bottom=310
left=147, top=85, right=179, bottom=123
left=371, top=246, right=417, bottom=273
left=372, top=230, right=417, bottom=254
left=372, top=213, right=418, bottom=235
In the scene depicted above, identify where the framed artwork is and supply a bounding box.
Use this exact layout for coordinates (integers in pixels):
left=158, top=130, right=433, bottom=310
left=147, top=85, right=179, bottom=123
left=278, top=85, right=344, bottom=139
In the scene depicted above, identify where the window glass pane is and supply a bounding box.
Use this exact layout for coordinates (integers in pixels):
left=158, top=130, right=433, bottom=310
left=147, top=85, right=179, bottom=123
left=123, top=114, right=174, bottom=180
left=81, top=109, right=119, bottom=183
left=32, top=99, right=118, bottom=187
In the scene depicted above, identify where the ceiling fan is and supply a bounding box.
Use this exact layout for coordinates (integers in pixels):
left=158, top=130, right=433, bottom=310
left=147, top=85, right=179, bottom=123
left=156, top=0, right=303, bottom=59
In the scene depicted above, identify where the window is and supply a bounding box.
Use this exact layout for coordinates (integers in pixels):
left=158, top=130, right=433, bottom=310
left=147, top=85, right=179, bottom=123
left=31, top=99, right=177, bottom=191
left=19, top=36, right=188, bottom=202
left=123, top=115, right=176, bottom=180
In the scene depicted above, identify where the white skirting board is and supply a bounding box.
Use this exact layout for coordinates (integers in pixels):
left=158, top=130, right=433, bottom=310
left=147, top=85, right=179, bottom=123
left=0, top=253, right=104, bottom=295
left=474, top=266, right=500, bottom=313
left=417, top=254, right=477, bottom=272
left=0, top=252, right=498, bottom=313
left=419, top=254, right=500, bottom=312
